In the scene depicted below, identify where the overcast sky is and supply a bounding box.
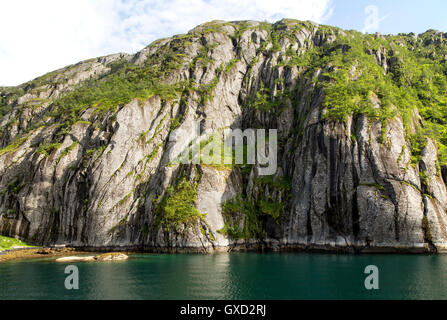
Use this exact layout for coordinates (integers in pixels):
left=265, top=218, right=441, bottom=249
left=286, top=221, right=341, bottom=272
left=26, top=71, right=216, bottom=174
left=0, top=0, right=445, bottom=86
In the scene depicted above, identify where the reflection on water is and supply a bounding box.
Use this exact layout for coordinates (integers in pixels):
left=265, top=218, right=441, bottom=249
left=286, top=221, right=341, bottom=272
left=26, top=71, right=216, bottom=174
left=0, top=253, right=447, bottom=299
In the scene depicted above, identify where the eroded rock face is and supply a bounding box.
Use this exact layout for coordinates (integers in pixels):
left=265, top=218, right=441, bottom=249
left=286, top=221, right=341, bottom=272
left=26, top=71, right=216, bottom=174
left=0, top=20, right=446, bottom=253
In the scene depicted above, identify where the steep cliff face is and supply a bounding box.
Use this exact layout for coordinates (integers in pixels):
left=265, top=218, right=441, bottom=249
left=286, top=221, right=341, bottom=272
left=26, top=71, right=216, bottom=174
left=0, top=19, right=446, bottom=252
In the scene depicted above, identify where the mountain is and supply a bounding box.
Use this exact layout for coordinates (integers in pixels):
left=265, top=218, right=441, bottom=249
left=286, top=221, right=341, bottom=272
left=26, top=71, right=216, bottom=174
left=0, top=19, right=446, bottom=253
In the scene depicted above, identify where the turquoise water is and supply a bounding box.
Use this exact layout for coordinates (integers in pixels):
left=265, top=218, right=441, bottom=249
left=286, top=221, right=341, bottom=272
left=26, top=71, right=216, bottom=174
left=0, top=252, right=446, bottom=300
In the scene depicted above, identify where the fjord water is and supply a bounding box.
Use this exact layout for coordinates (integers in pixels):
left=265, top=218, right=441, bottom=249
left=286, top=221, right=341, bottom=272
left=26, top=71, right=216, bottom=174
left=1, top=253, right=446, bottom=300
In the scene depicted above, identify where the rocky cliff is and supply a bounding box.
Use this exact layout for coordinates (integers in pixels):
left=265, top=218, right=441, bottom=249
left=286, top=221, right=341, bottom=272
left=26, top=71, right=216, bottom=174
left=0, top=19, right=446, bottom=253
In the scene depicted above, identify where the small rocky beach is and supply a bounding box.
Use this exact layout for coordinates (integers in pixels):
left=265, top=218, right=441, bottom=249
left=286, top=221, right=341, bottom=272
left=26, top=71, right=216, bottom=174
left=0, top=247, right=128, bottom=262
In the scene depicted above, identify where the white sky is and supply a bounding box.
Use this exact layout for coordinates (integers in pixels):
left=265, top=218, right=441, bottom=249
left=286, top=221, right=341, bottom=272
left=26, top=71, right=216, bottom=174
left=0, top=0, right=333, bottom=86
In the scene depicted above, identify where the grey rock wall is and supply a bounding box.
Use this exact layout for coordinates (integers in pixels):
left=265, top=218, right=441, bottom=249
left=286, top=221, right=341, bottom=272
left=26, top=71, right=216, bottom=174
left=0, top=20, right=446, bottom=253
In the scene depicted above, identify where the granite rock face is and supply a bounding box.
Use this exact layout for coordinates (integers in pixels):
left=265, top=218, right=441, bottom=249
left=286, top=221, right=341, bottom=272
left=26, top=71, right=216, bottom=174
left=0, top=20, right=446, bottom=252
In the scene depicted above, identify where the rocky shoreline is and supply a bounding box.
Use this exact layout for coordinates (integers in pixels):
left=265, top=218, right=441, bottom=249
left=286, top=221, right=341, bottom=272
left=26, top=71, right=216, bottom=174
left=0, top=247, right=81, bottom=262
left=48, top=243, right=446, bottom=255
left=1, top=243, right=443, bottom=263
left=0, top=247, right=132, bottom=263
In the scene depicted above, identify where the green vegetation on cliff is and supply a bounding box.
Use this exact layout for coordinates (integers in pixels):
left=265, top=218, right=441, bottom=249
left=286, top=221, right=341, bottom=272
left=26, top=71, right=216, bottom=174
left=218, top=174, right=289, bottom=241
left=279, top=28, right=447, bottom=165
left=154, top=169, right=207, bottom=235
left=218, top=196, right=284, bottom=241
left=50, top=49, right=188, bottom=136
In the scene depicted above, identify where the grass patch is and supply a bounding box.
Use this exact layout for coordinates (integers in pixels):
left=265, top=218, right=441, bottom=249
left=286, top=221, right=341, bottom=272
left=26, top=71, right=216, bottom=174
left=0, top=135, right=29, bottom=156
left=0, top=235, right=34, bottom=251
left=36, top=142, right=62, bottom=157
